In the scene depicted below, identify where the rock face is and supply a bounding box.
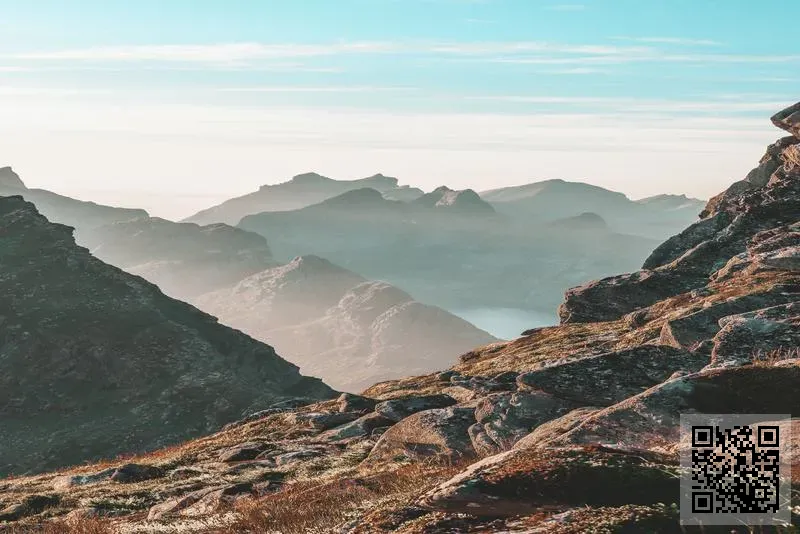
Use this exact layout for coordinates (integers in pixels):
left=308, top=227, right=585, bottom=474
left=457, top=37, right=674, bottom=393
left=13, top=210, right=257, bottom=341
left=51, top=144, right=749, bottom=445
left=559, top=103, right=800, bottom=325
left=196, top=260, right=497, bottom=391
left=0, top=196, right=334, bottom=476
left=0, top=102, right=798, bottom=534
left=184, top=172, right=424, bottom=225
left=79, top=217, right=276, bottom=300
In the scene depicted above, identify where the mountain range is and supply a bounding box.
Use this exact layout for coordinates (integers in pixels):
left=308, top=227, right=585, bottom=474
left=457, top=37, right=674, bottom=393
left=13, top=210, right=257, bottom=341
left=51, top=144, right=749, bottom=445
left=0, top=101, right=796, bottom=533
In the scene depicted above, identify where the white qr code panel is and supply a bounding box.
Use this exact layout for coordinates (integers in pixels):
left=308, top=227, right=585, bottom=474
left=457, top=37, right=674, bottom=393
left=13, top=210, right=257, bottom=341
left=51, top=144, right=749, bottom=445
left=680, top=414, right=792, bottom=527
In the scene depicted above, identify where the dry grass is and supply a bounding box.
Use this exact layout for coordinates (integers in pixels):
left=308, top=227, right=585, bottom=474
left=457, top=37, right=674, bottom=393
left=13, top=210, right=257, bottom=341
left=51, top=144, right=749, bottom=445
left=752, top=347, right=800, bottom=367
left=0, top=518, right=115, bottom=534
left=209, top=462, right=461, bottom=534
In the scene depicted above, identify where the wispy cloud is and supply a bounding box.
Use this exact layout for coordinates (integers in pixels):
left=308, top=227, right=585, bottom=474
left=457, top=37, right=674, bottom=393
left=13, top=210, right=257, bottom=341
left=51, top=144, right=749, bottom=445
left=10, top=42, right=396, bottom=63
left=465, top=95, right=788, bottom=113
left=612, top=36, right=722, bottom=46
left=216, top=86, right=419, bottom=93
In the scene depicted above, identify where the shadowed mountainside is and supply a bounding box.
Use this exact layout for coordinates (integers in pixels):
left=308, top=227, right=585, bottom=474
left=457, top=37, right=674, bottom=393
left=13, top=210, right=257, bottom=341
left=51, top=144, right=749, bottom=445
left=78, top=217, right=278, bottom=301
left=0, top=197, right=335, bottom=477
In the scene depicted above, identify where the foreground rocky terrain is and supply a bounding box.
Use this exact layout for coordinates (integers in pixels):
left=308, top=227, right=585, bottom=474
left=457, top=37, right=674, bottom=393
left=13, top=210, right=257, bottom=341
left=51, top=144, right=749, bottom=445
left=0, top=102, right=798, bottom=533
left=0, top=197, right=334, bottom=476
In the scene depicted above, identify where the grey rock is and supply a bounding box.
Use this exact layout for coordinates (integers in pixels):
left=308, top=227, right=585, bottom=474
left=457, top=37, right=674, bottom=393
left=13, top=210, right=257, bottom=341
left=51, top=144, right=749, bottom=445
left=319, top=412, right=394, bottom=441
left=365, top=407, right=477, bottom=464
left=374, top=394, right=457, bottom=422
left=517, top=346, right=707, bottom=406
left=218, top=442, right=271, bottom=463
left=336, top=393, right=377, bottom=414
left=110, top=463, right=164, bottom=483
left=468, top=391, right=577, bottom=456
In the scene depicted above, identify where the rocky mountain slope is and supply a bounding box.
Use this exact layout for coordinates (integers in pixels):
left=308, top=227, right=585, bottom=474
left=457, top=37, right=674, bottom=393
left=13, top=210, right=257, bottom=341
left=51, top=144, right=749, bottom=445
left=0, top=167, right=147, bottom=232
left=76, top=215, right=495, bottom=390
left=78, top=217, right=277, bottom=301
left=184, top=172, right=424, bottom=226
left=0, top=197, right=334, bottom=477
left=239, top=187, right=658, bottom=315
left=196, top=256, right=497, bottom=391
left=0, top=102, right=798, bottom=533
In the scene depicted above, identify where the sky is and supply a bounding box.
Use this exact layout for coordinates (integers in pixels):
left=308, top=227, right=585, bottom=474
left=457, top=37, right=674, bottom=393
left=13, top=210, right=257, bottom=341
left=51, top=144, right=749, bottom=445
left=0, top=0, right=797, bottom=219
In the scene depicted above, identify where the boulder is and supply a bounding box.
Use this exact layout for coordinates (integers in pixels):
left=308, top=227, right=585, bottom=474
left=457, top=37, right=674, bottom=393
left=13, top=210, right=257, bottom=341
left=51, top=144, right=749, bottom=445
left=319, top=412, right=395, bottom=441
left=771, top=101, right=800, bottom=138
left=147, top=483, right=252, bottom=520
left=558, top=269, right=705, bottom=324
left=513, top=407, right=601, bottom=450
left=218, top=442, right=271, bottom=463
left=468, top=391, right=578, bottom=456
left=517, top=346, right=707, bottom=406
left=710, top=316, right=800, bottom=367
left=658, top=289, right=796, bottom=349
left=420, top=446, right=679, bottom=517
left=374, top=394, right=457, bottom=422
left=110, top=463, right=164, bottom=483
left=365, top=407, right=477, bottom=464
left=52, top=467, right=116, bottom=489
left=336, top=393, right=377, bottom=414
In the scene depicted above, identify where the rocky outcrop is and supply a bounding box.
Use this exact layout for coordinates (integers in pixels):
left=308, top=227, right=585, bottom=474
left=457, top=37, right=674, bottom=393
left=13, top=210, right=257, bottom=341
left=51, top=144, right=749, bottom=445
left=420, top=446, right=679, bottom=517
left=0, top=196, right=334, bottom=476
left=365, top=407, right=478, bottom=464
left=772, top=101, right=800, bottom=138
left=560, top=103, right=800, bottom=325
left=516, top=346, right=707, bottom=406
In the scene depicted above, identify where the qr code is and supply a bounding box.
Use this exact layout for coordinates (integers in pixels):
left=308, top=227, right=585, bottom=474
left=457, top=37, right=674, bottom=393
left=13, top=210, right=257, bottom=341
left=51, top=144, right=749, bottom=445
left=690, top=424, right=780, bottom=513
left=680, top=414, right=791, bottom=526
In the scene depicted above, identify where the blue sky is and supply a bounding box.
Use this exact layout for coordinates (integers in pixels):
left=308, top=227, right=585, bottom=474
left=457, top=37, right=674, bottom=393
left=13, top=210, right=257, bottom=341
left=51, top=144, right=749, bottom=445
left=0, top=0, right=797, bottom=218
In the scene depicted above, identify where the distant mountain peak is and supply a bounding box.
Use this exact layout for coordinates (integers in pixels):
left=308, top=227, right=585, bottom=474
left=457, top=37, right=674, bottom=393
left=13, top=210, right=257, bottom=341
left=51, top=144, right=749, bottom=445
left=288, top=172, right=334, bottom=184
left=414, top=186, right=495, bottom=214
left=318, top=187, right=391, bottom=208
left=0, top=166, right=27, bottom=190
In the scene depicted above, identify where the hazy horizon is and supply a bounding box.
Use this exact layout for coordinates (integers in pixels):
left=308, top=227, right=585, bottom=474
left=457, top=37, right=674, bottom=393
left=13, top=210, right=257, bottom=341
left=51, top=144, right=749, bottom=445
left=2, top=0, right=797, bottom=219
